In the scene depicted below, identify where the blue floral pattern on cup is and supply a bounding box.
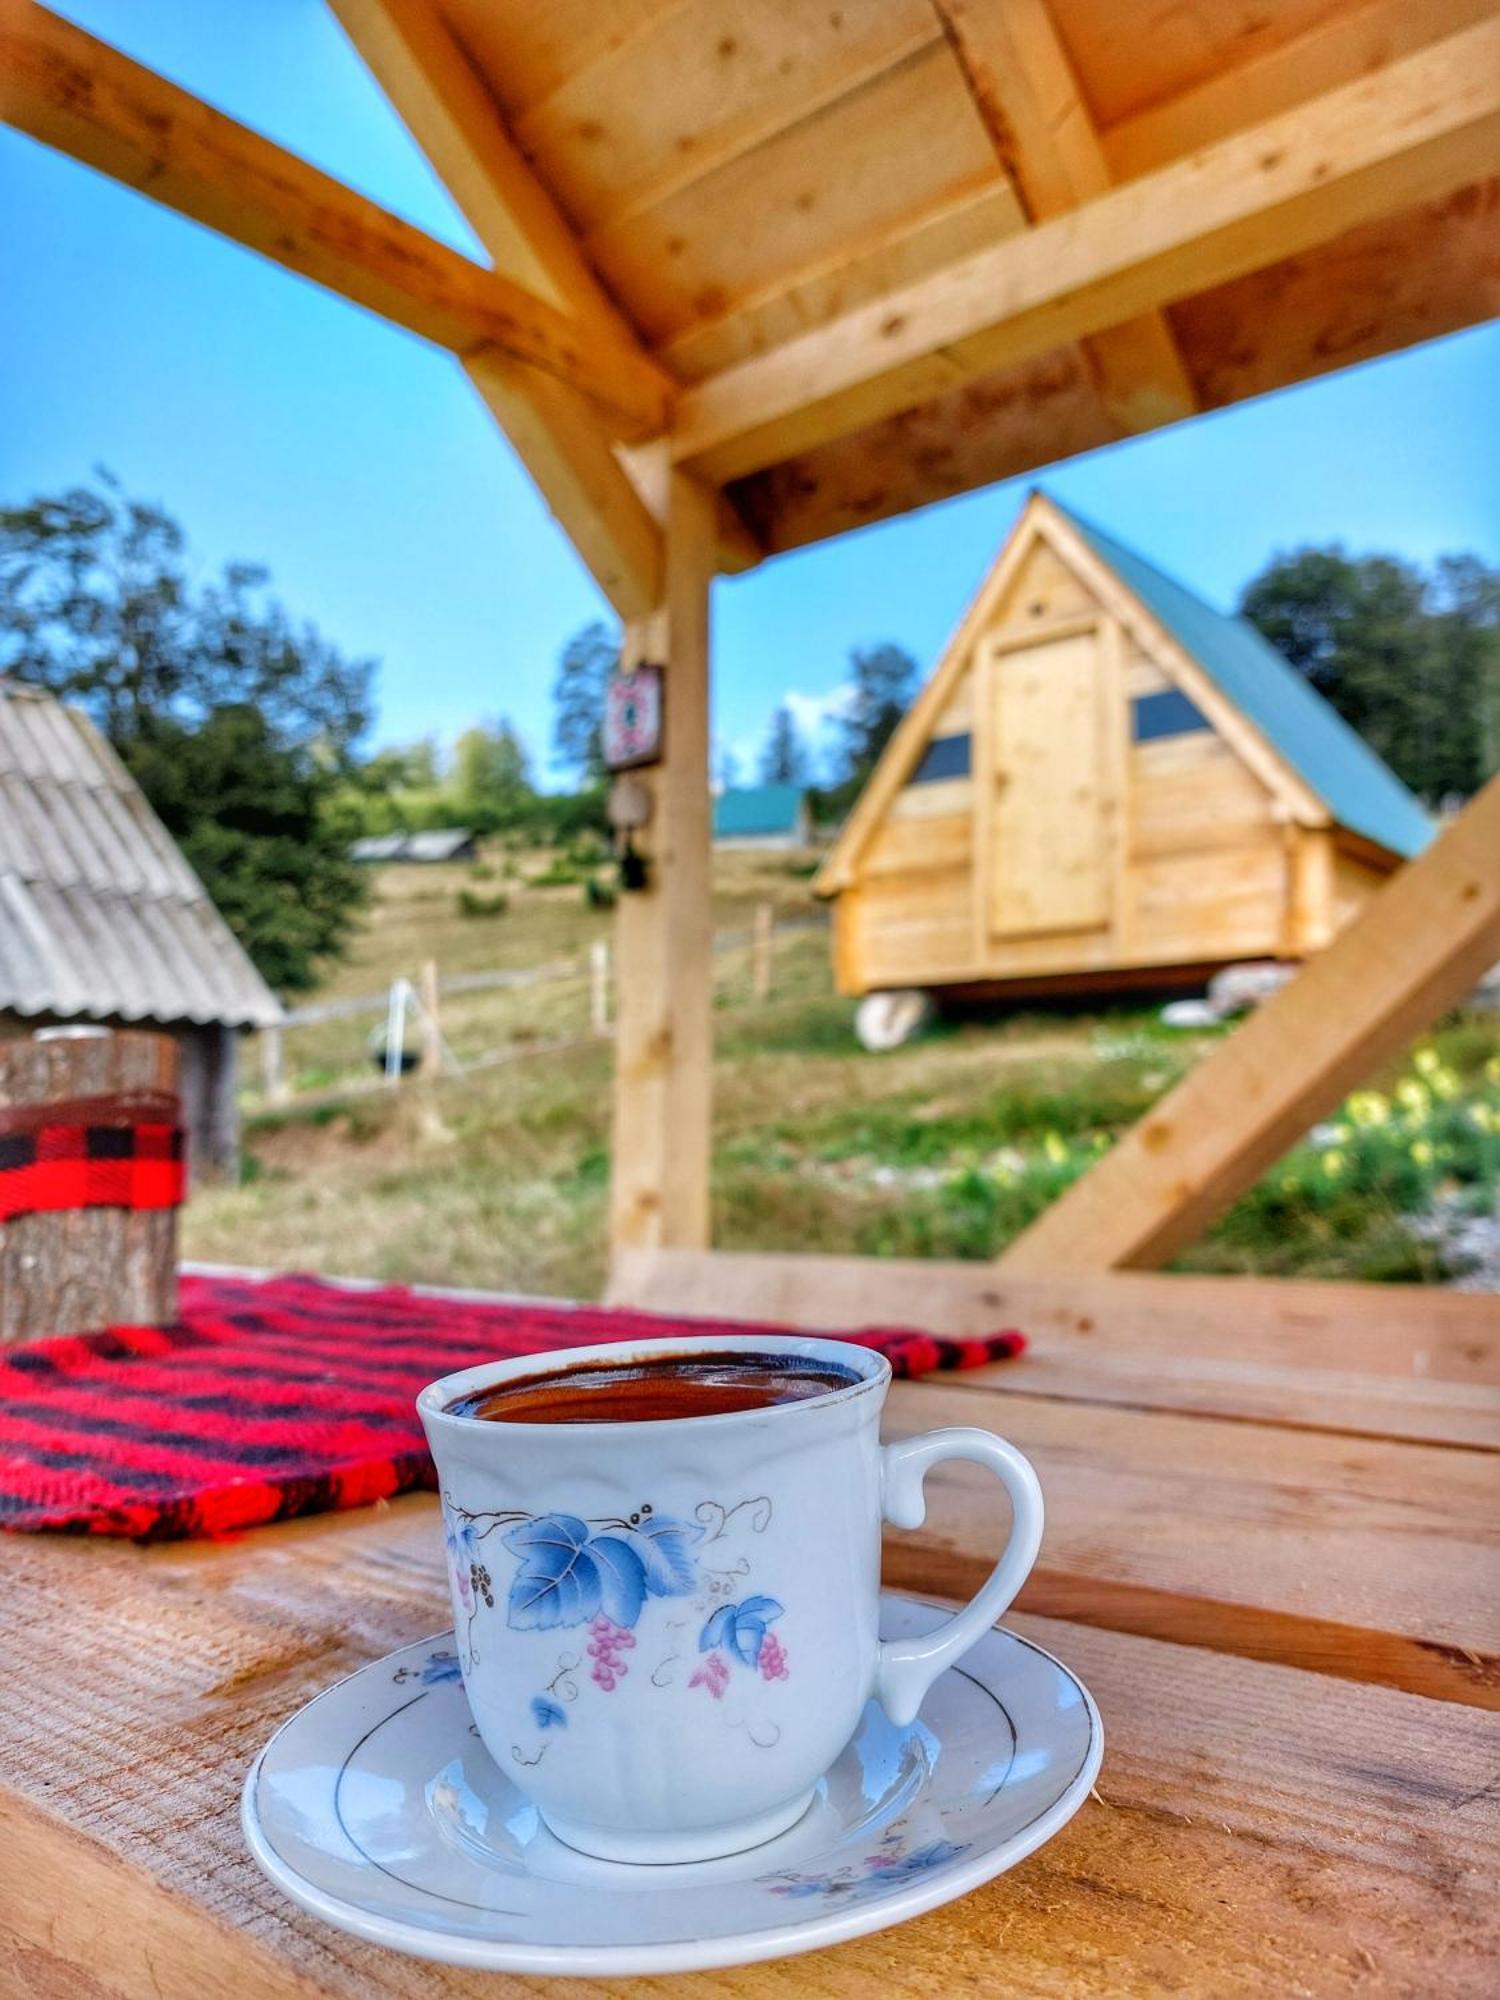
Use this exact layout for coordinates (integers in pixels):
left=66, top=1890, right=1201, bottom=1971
left=441, top=1491, right=791, bottom=1763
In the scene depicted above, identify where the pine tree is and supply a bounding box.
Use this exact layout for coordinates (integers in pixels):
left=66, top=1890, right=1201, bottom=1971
left=759, top=703, right=808, bottom=785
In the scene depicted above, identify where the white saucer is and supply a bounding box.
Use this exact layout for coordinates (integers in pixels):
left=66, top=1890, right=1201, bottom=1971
left=243, top=1593, right=1101, bottom=1977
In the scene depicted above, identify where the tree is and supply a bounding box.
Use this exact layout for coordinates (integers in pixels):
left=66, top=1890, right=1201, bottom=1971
left=0, top=474, right=373, bottom=992
left=759, top=703, right=808, bottom=785
left=840, top=643, right=917, bottom=784
left=451, top=718, right=534, bottom=828
left=715, top=744, right=743, bottom=792
left=552, top=619, right=617, bottom=782
left=1239, top=546, right=1500, bottom=804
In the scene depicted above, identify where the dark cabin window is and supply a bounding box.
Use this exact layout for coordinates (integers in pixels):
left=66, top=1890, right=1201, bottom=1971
left=908, top=733, right=972, bottom=783
left=1132, top=689, right=1212, bottom=743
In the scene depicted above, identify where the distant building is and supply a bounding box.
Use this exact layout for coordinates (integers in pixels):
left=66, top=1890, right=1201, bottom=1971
left=351, top=827, right=478, bottom=864
left=0, top=680, right=281, bottom=1178
left=713, top=784, right=812, bottom=850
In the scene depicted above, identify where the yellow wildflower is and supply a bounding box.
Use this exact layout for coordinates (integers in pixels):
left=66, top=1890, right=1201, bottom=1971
left=1410, top=1139, right=1435, bottom=1166
left=1396, top=1078, right=1429, bottom=1116
left=1413, top=1047, right=1441, bottom=1077
left=1346, top=1090, right=1389, bottom=1128
left=1041, top=1132, right=1068, bottom=1166
left=1321, top=1149, right=1346, bottom=1176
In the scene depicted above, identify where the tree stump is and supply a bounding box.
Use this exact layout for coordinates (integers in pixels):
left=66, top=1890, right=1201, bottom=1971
left=0, top=1029, right=179, bottom=1344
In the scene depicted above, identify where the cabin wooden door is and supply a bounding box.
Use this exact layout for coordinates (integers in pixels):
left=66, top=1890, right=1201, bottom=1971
left=984, top=626, right=1111, bottom=938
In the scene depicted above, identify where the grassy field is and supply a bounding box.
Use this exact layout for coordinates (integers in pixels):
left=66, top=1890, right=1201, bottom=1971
left=184, top=844, right=1500, bottom=1299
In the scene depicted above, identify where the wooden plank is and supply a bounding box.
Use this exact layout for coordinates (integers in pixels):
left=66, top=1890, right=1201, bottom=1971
left=1103, top=0, right=1500, bottom=182
left=608, top=1250, right=1500, bottom=1389
left=329, top=0, right=749, bottom=619
left=670, top=15, right=1500, bottom=480
left=1001, top=774, right=1500, bottom=1274
left=512, top=0, right=943, bottom=235
left=608, top=459, right=716, bottom=1254
left=882, top=1377, right=1500, bottom=1708
left=933, top=0, right=1197, bottom=432
left=2, top=1498, right=1498, bottom=1995
left=585, top=38, right=1004, bottom=350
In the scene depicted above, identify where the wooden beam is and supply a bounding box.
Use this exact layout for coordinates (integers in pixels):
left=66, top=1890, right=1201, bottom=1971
left=998, top=775, right=1500, bottom=1274
left=608, top=458, right=715, bottom=1255
left=933, top=0, right=1196, bottom=433
left=0, top=0, right=671, bottom=441
left=609, top=1250, right=1500, bottom=1387
left=328, top=0, right=758, bottom=613
left=672, top=14, right=1500, bottom=481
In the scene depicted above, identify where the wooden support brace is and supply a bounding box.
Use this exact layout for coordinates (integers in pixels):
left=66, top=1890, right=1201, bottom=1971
left=999, top=775, right=1500, bottom=1273
left=0, top=0, right=671, bottom=440
left=608, top=464, right=716, bottom=1255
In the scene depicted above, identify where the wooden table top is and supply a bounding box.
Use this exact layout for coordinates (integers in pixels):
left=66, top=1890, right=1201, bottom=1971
left=2, top=1272, right=1497, bottom=1997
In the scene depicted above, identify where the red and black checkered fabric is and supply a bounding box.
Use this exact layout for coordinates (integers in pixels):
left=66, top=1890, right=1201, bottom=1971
left=0, top=1091, right=185, bottom=1221
left=0, top=1270, right=1025, bottom=1543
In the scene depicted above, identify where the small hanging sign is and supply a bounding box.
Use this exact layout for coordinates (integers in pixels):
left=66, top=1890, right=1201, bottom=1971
left=603, top=664, right=664, bottom=771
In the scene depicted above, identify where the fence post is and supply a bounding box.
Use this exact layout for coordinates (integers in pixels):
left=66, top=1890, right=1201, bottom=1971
left=752, top=901, right=773, bottom=1002
left=260, top=1024, right=287, bottom=1104
left=590, top=939, right=610, bottom=1037
left=418, top=959, right=442, bottom=1075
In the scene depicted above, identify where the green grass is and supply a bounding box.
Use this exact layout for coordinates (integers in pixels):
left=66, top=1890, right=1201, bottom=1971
left=187, top=849, right=1500, bottom=1297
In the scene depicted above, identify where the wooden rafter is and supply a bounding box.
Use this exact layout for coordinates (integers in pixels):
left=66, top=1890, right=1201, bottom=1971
left=328, top=0, right=760, bottom=614
left=0, top=0, right=671, bottom=444
left=932, top=0, right=1196, bottom=434
left=671, top=13, right=1500, bottom=481
left=327, top=0, right=662, bottom=618
left=999, top=774, right=1500, bottom=1274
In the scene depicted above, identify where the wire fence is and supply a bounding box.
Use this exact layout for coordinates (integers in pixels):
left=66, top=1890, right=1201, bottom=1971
left=250, top=909, right=830, bottom=1111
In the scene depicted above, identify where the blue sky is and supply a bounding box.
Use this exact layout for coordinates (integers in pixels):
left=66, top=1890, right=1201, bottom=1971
left=3, top=0, right=1497, bottom=785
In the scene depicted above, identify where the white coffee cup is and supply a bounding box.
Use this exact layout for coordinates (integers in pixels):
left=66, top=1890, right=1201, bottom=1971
left=418, top=1333, right=1043, bottom=1864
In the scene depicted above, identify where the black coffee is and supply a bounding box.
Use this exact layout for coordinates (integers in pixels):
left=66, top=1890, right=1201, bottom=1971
left=445, top=1349, right=861, bottom=1424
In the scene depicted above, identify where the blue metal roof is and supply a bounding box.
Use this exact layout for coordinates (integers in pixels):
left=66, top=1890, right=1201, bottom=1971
left=1054, top=500, right=1433, bottom=859
left=713, top=783, right=806, bottom=838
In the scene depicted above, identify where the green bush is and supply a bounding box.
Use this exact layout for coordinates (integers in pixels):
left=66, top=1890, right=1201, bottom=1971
left=456, top=888, right=510, bottom=919
left=585, top=876, right=617, bottom=910
left=529, top=859, right=583, bottom=887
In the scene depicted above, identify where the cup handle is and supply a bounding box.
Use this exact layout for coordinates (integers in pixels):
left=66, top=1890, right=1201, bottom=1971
left=873, top=1427, right=1044, bottom=1726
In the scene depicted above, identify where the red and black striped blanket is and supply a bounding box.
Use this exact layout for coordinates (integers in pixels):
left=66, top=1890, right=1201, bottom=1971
left=0, top=1270, right=1025, bottom=1543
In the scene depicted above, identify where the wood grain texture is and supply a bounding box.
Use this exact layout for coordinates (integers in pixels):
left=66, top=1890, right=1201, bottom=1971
left=1, top=1490, right=1497, bottom=1997
left=608, top=462, right=716, bottom=1254
left=933, top=0, right=1197, bottom=432
left=609, top=1248, right=1500, bottom=1404
left=671, top=15, right=1500, bottom=479
left=0, top=1029, right=177, bottom=1342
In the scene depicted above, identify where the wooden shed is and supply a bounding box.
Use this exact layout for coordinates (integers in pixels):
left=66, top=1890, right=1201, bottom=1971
left=815, top=494, right=1431, bottom=1004
left=0, top=678, right=282, bottom=1179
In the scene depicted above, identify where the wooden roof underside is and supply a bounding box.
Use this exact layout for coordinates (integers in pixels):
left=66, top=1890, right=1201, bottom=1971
left=3, top=0, right=1498, bottom=614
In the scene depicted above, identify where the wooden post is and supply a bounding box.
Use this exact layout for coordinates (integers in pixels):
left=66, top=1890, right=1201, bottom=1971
left=999, top=775, right=1500, bottom=1273
left=260, top=1024, right=286, bottom=1105
left=0, top=1029, right=178, bottom=1342
left=590, top=939, right=610, bottom=1037
left=752, top=902, right=773, bottom=1002
left=609, top=464, right=716, bottom=1256
left=418, top=958, right=442, bottom=1075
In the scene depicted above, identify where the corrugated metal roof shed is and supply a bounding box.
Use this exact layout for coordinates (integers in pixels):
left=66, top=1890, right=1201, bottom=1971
left=350, top=828, right=475, bottom=863
left=713, top=785, right=807, bottom=839
left=0, top=680, right=281, bottom=1029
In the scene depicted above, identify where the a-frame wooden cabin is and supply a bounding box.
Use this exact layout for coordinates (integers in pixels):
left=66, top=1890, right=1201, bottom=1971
left=816, top=494, right=1431, bottom=1005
